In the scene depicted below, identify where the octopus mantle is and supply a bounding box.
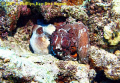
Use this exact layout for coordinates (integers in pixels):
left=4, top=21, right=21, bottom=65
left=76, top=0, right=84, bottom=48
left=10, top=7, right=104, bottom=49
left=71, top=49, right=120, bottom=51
left=50, top=22, right=89, bottom=63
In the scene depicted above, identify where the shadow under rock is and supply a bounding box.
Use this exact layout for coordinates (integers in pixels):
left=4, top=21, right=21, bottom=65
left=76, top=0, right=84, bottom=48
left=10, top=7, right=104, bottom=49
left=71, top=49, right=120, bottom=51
left=91, top=70, right=120, bottom=83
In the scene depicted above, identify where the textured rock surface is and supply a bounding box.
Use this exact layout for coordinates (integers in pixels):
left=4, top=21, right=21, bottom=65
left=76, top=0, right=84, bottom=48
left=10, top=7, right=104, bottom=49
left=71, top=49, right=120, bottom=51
left=0, top=44, right=96, bottom=83
left=41, top=5, right=88, bottom=24
left=89, top=46, right=120, bottom=80
left=112, top=0, right=120, bottom=15
left=86, top=0, right=112, bottom=46
left=0, top=0, right=32, bottom=31
left=1, top=0, right=120, bottom=82
left=0, top=0, right=20, bottom=32
left=103, top=20, right=120, bottom=45
left=89, top=46, right=118, bottom=69
left=0, top=47, right=59, bottom=83
left=41, top=5, right=64, bottom=21
left=61, top=5, right=88, bottom=24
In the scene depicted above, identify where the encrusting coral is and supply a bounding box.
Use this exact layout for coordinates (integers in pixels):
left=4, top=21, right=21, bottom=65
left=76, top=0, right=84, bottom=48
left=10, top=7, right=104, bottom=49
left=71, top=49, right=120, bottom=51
left=0, top=44, right=96, bottom=83
left=41, top=3, right=88, bottom=23
left=89, top=46, right=120, bottom=80
left=56, top=61, right=96, bottom=83
left=61, top=5, right=88, bottom=24
left=0, top=0, right=31, bottom=38
left=112, top=0, right=120, bottom=15
left=1, top=0, right=20, bottom=32
left=61, top=0, right=84, bottom=6
left=86, top=0, right=112, bottom=46
left=41, top=5, right=64, bottom=21
left=1, top=0, right=120, bottom=82
left=103, top=20, right=120, bottom=45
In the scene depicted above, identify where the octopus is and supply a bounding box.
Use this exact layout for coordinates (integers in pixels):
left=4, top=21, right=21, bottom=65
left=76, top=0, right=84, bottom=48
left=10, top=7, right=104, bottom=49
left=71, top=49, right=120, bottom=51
left=30, top=25, right=50, bottom=54
left=50, top=22, right=89, bottom=63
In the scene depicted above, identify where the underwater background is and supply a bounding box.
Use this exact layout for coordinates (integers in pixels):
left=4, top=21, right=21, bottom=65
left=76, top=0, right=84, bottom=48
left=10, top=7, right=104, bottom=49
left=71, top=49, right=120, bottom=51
left=0, top=0, right=120, bottom=83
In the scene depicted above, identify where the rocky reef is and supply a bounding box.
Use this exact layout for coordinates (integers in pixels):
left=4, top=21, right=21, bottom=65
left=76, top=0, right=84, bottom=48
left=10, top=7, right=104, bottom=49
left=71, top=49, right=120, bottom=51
left=41, top=4, right=88, bottom=24
left=89, top=46, right=120, bottom=80
left=0, top=0, right=120, bottom=83
left=112, top=0, right=120, bottom=15
left=103, top=20, right=120, bottom=46
left=0, top=43, right=96, bottom=83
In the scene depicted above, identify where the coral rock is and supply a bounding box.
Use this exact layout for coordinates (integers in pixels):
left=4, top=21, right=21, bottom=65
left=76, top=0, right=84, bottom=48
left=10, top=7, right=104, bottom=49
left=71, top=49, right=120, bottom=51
left=50, top=22, right=89, bottom=63
left=103, top=21, right=120, bottom=45
left=89, top=46, right=118, bottom=69
left=104, top=61, right=120, bottom=80
left=61, top=0, right=84, bottom=6
left=20, top=5, right=31, bottom=16
left=56, top=61, right=96, bottom=83
left=112, top=0, right=120, bottom=15
left=41, top=5, right=88, bottom=23
left=89, top=46, right=120, bottom=80
left=86, top=0, right=112, bottom=16
left=30, top=25, right=50, bottom=54
left=0, top=0, right=31, bottom=35
left=41, top=5, right=63, bottom=21
left=0, top=45, right=96, bottom=82
left=61, top=6, right=88, bottom=24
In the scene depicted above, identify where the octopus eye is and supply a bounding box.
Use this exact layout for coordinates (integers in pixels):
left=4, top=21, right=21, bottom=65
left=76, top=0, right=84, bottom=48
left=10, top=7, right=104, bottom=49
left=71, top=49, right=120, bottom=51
left=36, top=27, right=43, bottom=35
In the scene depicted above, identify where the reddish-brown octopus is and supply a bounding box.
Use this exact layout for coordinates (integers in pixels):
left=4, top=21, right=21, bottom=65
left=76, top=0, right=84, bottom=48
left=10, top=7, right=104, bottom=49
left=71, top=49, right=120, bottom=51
left=50, top=22, right=89, bottom=63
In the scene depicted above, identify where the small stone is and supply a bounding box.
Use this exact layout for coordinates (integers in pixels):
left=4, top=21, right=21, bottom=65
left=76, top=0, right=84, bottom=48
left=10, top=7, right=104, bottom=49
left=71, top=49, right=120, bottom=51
left=114, top=50, right=120, bottom=56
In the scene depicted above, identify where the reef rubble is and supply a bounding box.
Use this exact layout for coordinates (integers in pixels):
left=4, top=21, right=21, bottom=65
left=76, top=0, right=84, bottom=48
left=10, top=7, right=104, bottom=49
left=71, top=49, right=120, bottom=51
left=0, top=43, right=96, bottom=83
left=0, top=0, right=120, bottom=83
left=0, top=40, right=120, bottom=82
